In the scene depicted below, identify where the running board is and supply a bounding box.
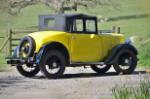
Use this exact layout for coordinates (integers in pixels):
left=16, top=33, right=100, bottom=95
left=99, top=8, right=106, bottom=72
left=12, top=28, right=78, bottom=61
left=70, top=62, right=105, bottom=66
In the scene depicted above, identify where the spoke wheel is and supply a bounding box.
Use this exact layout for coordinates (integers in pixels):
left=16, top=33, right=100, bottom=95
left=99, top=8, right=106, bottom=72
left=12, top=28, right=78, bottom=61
left=113, top=49, right=137, bottom=74
left=16, top=64, right=40, bottom=77
left=20, top=41, right=30, bottom=57
left=18, top=36, right=35, bottom=58
left=39, top=50, right=66, bottom=79
left=45, top=56, right=62, bottom=74
left=91, top=64, right=111, bottom=74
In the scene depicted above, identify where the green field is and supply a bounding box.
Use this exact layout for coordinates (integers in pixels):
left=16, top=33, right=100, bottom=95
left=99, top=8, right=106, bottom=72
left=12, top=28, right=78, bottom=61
left=0, top=0, right=150, bottom=70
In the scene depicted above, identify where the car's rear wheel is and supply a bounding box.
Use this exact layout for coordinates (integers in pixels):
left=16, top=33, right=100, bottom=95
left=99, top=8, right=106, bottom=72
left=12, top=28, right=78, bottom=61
left=91, top=64, right=111, bottom=74
left=39, top=50, right=66, bottom=79
left=16, top=64, right=40, bottom=77
left=113, top=49, right=137, bottom=74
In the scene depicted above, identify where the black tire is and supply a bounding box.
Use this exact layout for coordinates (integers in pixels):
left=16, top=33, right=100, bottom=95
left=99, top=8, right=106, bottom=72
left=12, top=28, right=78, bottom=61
left=91, top=64, right=111, bottom=74
left=113, top=49, right=137, bottom=74
left=18, top=36, right=35, bottom=57
left=39, top=50, right=66, bottom=79
left=16, top=64, right=40, bottom=77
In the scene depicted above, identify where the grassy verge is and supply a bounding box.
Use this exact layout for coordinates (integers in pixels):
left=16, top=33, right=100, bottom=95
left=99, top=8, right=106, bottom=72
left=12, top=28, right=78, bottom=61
left=112, top=77, right=150, bottom=99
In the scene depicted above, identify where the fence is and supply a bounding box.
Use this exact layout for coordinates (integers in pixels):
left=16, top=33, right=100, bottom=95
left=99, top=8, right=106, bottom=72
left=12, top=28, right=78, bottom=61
left=0, top=26, right=120, bottom=56
left=0, top=27, right=38, bottom=56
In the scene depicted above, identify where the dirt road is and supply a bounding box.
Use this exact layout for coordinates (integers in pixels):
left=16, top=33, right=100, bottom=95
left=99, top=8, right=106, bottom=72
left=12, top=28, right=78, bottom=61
left=0, top=67, right=149, bottom=99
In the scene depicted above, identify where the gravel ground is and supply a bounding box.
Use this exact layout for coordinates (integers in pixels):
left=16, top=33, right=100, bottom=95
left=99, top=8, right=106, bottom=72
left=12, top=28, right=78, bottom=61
left=0, top=67, right=149, bottom=99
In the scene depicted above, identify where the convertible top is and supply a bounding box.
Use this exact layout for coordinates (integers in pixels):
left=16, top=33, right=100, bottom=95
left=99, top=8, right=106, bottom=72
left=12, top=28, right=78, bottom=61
left=61, top=13, right=96, bottom=18
left=39, top=14, right=97, bottom=31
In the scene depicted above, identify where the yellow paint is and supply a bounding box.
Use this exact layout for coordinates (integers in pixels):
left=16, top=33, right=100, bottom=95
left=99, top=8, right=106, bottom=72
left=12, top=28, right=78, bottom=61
left=21, top=42, right=30, bottom=57
left=28, top=31, right=125, bottom=62
left=70, top=33, right=102, bottom=62
left=29, top=31, right=71, bottom=53
left=70, top=33, right=124, bottom=62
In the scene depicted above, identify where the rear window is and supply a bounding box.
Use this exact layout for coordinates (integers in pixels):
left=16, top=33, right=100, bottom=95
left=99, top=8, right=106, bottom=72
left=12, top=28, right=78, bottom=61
left=46, top=18, right=55, bottom=28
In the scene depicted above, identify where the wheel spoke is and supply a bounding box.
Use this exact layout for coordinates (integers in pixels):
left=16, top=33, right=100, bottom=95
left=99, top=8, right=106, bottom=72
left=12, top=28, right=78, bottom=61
left=45, top=56, right=61, bottom=74
left=91, top=64, right=111, bottom=74
left=117, top=52, right=135, bottom=72
left=22, top=65, right=36, bottom=72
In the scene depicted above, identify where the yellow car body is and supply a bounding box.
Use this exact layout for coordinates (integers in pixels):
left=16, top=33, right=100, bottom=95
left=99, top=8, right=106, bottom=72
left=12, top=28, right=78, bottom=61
left=29, top=31, right=125, bottom=63
left=7, top=14, right=138, bottom=78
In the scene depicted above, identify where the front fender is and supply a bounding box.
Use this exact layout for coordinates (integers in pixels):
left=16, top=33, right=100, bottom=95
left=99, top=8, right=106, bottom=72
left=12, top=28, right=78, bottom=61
left=105, top=43, right=138, bottom=64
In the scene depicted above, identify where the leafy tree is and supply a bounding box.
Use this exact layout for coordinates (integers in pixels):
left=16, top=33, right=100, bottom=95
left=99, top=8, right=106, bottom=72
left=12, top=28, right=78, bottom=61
left=0, top=0, right=119, bottom=15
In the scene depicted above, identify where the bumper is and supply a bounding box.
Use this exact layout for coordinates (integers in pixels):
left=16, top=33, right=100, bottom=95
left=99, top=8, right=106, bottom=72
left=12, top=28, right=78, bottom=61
left=6, top=57, right=28, bottom=66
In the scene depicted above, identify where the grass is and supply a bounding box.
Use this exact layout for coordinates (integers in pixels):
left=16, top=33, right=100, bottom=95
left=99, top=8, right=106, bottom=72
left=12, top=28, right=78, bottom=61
left=134, top=35, right=150, bottom=67
left=0, top=53, right=9, bottom=71
left=0, top=0, right=150, bottom=70
left=112, top=77, right=150, bottom=99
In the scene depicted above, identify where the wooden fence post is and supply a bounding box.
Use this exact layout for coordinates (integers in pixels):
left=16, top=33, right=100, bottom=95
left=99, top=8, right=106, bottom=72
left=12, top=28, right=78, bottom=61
left=7, top=28, right=12, bottom=56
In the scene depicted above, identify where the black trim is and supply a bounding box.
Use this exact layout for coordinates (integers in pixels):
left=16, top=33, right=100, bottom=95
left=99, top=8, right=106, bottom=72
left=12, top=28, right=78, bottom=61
left=39, top=14, right=98, bottom=34
left=36, top=42, right=70, bottom=65
left=70, top=17, right=98, bottom=34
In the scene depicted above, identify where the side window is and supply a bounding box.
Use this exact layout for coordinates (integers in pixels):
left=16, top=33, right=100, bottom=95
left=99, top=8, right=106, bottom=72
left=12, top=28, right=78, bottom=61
left=85, top=20, right=96, bottom=33
left=72, top=19, right=84, bottom=32
left=45, top=18, right=55, bottom=28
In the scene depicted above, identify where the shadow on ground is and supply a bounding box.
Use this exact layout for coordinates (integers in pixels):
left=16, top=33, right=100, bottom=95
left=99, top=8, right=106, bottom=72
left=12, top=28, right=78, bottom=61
left=0, top=70, right=146, bottom=92
left=34, top=70, right=146, bottom=80
left=0, top=77, right=24, bottom=90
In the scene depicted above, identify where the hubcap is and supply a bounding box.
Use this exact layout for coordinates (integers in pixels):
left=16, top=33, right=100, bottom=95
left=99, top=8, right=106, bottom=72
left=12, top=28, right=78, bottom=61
left=119, top=54, right=133, bottom=70
left=45, top=56, right=61, bottom=74
left=52, top=62, right=57, bottom=68
left=22, top=46, right=29, bottom=54
left=20, top=41, right=30, bottom=57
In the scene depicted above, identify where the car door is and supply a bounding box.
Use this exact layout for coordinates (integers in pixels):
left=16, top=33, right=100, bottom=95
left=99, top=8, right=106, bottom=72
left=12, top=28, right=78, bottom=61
left=70, top=18, right=103, bottom=62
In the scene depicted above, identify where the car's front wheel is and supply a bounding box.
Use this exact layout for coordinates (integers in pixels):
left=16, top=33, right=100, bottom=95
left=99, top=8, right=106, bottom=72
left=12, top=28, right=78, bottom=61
left=39, top=50, right=66, bottom=79
left=113, top=49, right=137, bottom=74
left=91, top=64, right=111, bottom=74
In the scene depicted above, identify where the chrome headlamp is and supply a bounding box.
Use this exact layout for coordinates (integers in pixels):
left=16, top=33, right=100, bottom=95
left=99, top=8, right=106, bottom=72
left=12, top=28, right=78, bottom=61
left=125, top=37, right=133, bottom=45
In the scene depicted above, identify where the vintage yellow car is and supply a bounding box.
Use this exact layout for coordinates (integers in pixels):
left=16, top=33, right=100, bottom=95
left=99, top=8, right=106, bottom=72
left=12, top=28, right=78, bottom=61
left=7, top=14, right=138, bottom=78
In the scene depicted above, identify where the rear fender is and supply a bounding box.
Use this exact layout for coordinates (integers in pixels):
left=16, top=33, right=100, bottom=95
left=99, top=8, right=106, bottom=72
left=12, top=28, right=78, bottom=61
left=36, top=42, right=70, bottom=65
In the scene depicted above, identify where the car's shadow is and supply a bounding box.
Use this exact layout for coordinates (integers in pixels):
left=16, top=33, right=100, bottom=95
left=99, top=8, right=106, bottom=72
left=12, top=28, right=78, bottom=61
left=33, top=71, right=146, bottom=80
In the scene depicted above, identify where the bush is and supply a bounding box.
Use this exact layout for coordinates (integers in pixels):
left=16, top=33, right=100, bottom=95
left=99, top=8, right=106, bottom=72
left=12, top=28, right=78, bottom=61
left=134, top=34, right=150, bottom=66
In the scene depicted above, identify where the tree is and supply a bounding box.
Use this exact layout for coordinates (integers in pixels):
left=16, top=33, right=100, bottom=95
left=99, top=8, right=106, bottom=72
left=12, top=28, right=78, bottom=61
left=0, top=0, right=119, bottom=15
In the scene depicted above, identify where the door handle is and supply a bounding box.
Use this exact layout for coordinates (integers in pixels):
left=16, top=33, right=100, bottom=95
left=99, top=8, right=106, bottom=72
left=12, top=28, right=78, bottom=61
left=72, top=36, right=76, bottom=39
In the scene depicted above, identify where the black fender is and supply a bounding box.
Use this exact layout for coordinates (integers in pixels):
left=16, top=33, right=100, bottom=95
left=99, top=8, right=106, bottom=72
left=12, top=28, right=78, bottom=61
left=104, top=44, right=138, bottom=64
left=36, top=42, right=70, bottom=65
